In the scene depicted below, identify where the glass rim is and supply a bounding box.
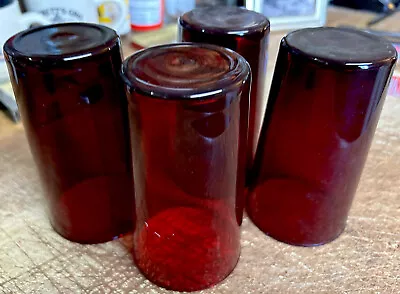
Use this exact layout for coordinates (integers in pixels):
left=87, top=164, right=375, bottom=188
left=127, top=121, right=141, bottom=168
left=283, top=27, right=398, bottom=70
left=3, top=23, right=119, bottom=65
left=179, top=7, right=270, bottom=37
left=121, top=42, right=251, bottom=101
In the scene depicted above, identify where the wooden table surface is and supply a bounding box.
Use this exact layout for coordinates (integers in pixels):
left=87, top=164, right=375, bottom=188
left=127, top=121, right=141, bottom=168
left=0, top=7, right=399, bottom=293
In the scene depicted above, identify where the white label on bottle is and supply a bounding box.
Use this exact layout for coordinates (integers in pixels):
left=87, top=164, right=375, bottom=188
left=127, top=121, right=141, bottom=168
left=130, top=0, right=162, bottom=27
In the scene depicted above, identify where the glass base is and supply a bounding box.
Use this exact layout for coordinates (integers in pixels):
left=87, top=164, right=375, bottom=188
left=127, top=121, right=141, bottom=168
left=49, top=175, right=134, bottom=244
left=133, top=207, right=240, bottom=292
left=247, top=178, right=348, bottom=247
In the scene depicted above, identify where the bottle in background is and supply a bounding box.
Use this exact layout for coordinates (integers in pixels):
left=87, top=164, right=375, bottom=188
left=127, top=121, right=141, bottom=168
left=165, top=0, right=195, bottom=24
left=130, top=0, right=163, bottom=31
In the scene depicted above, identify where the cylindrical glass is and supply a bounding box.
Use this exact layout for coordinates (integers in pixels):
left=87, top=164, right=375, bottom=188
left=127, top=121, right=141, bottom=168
left=179, top=6, right=270, bottom=180
left=122, top=43, right=250, bottom=292
left=4, top=23, right=134, bottom=244
left=248, top=27, right=398, bottom=246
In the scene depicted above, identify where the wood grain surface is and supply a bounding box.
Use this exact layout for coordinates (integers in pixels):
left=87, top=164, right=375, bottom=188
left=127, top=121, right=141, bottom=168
left=0, top=7, right=399, bottom=293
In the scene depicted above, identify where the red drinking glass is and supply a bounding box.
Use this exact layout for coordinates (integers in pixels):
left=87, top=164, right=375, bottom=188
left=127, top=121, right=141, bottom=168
left=179, top=6, right=270, bottom=181
left=4, top=23, right=134, bottom=244
left=248, top=27, right=398, bottom=246
left=121, top=43, right=250, bottom=291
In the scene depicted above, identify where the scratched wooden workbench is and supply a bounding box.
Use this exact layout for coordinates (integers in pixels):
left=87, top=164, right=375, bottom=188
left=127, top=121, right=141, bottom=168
left=0, top=7, right=399, bottom=293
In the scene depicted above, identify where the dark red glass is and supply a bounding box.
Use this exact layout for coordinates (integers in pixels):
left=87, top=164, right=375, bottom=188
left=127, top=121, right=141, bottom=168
left=179, top=6, right=270, bottom=180
left=248, top=27, right=398, bottom=246
left=4, top=23, right=134, bottom=244
left=122, top=43, right=250, bottom=292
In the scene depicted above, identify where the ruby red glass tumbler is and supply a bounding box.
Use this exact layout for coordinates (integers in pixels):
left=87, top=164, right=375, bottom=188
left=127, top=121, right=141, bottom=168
left=179, top=6, right=270, bottom=179
left=121, top=43, right=250, bottom=291
left=4, top=24, right=134, bottom=244
left=248, top=27, right=398, bottom=246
